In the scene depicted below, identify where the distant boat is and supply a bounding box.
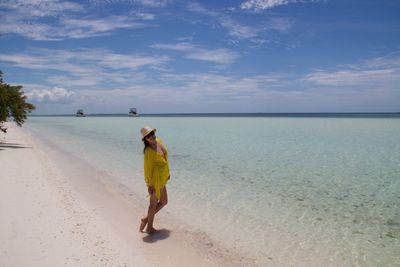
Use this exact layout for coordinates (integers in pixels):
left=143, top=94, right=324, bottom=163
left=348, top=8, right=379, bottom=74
left=76, top=109, right=85, bottom=117
left=128, top=108, right=138, bottom=117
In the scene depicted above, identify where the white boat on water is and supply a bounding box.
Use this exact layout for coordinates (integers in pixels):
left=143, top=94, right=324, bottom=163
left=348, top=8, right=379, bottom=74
left=128, top=108, right=138, bottom=117
left=76, top=109, right=86, bottom=117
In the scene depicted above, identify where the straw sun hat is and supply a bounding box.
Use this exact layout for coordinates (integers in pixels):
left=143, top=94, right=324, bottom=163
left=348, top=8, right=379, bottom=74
left=140, top=126, right=156, bottom=140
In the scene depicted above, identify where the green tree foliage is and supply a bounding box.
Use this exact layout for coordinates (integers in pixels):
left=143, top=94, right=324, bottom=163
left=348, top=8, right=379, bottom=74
left=0, top=71, right=36, bottom=127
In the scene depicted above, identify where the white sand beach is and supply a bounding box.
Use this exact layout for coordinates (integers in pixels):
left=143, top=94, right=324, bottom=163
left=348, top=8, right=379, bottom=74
left=0, top=124, right=241, bottom=267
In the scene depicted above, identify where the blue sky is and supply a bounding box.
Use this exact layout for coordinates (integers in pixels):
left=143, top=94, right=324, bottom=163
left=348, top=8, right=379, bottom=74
left=1, top=0, right=399, bottom=114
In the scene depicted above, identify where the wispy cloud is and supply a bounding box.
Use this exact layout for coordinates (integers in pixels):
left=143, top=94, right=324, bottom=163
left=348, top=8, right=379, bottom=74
left=302, top=52, right=400, bottom=87
left=0, top=49, right=169, bottom=70
left=136, top=0, right=171, bottom=7
left=240, top=0, right=319, bottom=11
left=16, top=53, right=400, bottom=113
left=241, top=0, right=291, bottom=11
left=151, top=43, right=194, bottom=51
left=22, top=67, right=290, bottom=111
left=219, top=17, right=260, bottom=40
left=186, top=2, right=292, bottom=44
left=23, top=73, right=283, bottom=112
left=59, top=16, right=147, bottom=38
left=186, top=49, right=240, bottom=65
left=0, top=49, right=170, bottom=88
left=158, top=73, right=284, bottom=97
left=186, top=2, right=254, bottom=39
left=303, top=69, right=399, bottom=86
left=27, top=87, right=75, bottom=103
left=151, top=42, right=240, bottom=65
left=0, top=0, right=83, bottom=17
left=90, top=0, right=172, bottom=8
left=186, top=2, right=218, bottom=16
left=267, top=17, right=293, bottom=32
left=0, top=0, right=155, bottom=40
left=134, top=12, right=156, bottom=20
left=364, top=51, right=400, bottom=69
left=219, top=16, right=293, bottom=44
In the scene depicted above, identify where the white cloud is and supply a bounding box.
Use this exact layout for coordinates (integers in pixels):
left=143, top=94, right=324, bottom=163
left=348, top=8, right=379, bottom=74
left=186, top=2, right=288, bottom=44
left=101, top=53, right=170, bottom=69
left=219, top=17, right=259, bottom=39
left=0, top=49, right=169, bottom=71
left=44, top=72, right=285, bottom=111
left=364, top=51, right=400, bottom=69
left=302, top=53, right=400, bottom=87
left=135, top=0, right=171, bottom=7
left=158, top=73, right=283, bottom=98
left=241, top=0, right=290, bottom=11
left=151, top=43, right=194, bottom=51
left=60, top=16, right=146, bottom=36
left=186, top=49, right=240, bottom=65
left=0, top=0, right=154, bottom=40
left=0, top=53, right=50, bottom=69
left=240, top=0, right=319, bottom=11
left=186, top=2, right=218, bottom=16
left=267, top=17, right=293, bottom=32
left=295, top=52, right=400, bottom=112
left=0, top=49, right=170, bottom=88
left=134, top=12, right=156, bottom=20
left=220, top=16, right=293, bottom=41
left=303, top=69, right=399, bottom=86
left=90, top=0, right=171, bottom=7
left=151, top=42, right=240, bottom=65
left=27, top=87, right=75, bottom=103
left=0, top=0, right=83, bottom=17
left=19, top=58, right=400, bottom=114
left=46, top=75, right=102, bottom=87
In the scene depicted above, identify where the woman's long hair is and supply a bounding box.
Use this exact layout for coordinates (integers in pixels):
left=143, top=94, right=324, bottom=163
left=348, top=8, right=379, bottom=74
left=143, top=139, right=150, bottom=154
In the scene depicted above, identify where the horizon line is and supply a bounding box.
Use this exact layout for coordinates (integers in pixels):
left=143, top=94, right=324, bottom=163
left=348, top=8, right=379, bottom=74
left=29, top=111, right=400, bottom=117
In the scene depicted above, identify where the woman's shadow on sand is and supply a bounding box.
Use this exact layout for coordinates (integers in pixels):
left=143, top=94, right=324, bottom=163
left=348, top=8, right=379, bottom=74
left=0, top=142, right=31, bottom=151
left=142, top=229, right=170, bottom=243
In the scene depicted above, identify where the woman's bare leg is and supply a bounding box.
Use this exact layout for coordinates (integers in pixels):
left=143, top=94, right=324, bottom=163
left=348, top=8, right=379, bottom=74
left=156, top=186, right=168, bottom=213
left=140, top=186, right=168, bottom=233
left=145, top=193, right=158, bottom=233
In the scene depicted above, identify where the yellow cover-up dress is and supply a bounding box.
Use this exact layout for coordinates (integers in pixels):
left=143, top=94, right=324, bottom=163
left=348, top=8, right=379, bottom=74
left=144, top=138, right=170, bottom=200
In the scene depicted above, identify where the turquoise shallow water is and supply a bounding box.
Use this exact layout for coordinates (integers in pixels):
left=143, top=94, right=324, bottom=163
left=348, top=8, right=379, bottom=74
left=25, top=116, right=400, bottom=266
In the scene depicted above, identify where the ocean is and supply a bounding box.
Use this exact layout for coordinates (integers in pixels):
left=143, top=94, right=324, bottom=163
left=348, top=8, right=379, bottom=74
left=25, top=114, right=400, bottom=266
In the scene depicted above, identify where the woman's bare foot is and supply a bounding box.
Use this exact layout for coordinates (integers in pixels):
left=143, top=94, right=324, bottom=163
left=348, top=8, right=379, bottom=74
left=139, top=218, right=148, bottom=232
left=146, top=227, right=158, bottom=234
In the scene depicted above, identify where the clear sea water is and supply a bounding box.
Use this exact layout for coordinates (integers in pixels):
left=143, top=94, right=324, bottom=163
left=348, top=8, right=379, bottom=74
left=25, top=114, right=400, bottom=266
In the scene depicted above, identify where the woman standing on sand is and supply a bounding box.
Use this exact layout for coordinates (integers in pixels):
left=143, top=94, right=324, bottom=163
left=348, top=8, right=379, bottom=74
left=139, top=126, right=170, bottom=234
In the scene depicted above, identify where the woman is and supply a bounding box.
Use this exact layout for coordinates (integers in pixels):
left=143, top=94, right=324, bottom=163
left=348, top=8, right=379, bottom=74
left=139, top=126, right=170, bottom=234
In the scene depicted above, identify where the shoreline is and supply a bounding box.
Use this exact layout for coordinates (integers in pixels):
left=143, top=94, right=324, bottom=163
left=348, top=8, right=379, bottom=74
left=1, top=124, right=253, bottom=266
left=28, top=112, right=400, bottom=118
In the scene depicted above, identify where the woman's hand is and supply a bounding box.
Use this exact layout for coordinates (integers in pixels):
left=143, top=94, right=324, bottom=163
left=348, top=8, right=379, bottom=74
left=148, top=186, right=155, bottom=195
